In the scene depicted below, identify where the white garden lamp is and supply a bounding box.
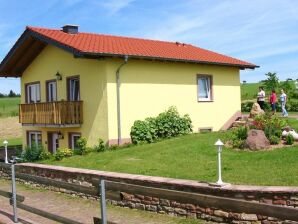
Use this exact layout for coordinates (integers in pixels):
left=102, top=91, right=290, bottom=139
left=214, top=139, right=226, bottom=185
left=3, top=140, right=8, bottom=164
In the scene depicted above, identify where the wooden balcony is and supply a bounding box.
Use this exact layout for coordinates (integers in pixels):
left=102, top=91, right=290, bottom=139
left=19, top=101, right=83, bottom=127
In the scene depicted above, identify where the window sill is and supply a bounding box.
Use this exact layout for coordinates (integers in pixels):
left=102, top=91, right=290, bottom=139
left=197, top=100, right=214, bottom=103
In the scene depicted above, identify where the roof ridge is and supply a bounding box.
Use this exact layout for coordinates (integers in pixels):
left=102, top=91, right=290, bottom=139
left=26, top=25, right=191, bottom=46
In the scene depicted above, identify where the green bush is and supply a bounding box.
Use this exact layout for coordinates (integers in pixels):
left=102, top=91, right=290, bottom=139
left=285, top=134, right=294, bottom=145
left=155, top=107, right=192, bottom=139
left=224, top=126, right=247, bottom=149
left=235, top=126, right=248, bottom=140
left=269, top=135, right=280, bottom=145
left=76, top=137, right=88, bottom=155
left=39, top=149, right=52, bottom=160
left=130, top=107, right=192, bottom=144
left=95, top=138, right=106, bottom=152
left=130, top=119, right=157, bottom=144
left=22, top=145, right=43, bottom=162
left=54, top=148, right=73, bottom=161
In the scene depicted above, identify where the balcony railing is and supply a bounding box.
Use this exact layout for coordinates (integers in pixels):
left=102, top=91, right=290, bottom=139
left=19, top=101, right=83, bottom=127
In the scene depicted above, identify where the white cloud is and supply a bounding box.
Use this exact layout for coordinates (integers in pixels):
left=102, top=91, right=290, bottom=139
left=98, top=0, right=135, bottom=15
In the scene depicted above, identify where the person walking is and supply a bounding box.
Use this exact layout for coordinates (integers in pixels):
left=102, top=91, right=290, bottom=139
left=257, top=87, right=265, bottom=110
left=280, top=89, right=288, bottom=117
left=269, top=90, right=277, bottom=114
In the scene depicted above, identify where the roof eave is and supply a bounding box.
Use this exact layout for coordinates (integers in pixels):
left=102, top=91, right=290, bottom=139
left=79, top=51, right=259, bottom=70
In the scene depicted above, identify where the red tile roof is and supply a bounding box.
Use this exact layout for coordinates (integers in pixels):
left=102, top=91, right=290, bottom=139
left=27, top=26, right=257, bottom=69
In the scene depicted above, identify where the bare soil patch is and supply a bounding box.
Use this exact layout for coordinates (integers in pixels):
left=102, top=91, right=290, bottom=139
left=0, top=117, right=22, bottom=139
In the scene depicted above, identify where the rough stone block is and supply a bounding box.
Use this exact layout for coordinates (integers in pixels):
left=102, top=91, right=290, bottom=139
left=185, top=204, right=196, bottom=212
left=210, top=215, right=224, bottom=222
left=273, top=200, right=286, bottom=205
left=205, top=207, right=214, bottom=215
left=162, top=206, right=174, bottom=213
left=174, top=208, right=187, bottom=216
left=200, top=213, right=211, bottom=221
left=135, top=203, right=145, bottom=210
left=260, top=198, right=273, bottom=204
left=160, top=199, right=170, bottom=206
left=171, top=201, right=180, bottom=207
left=145, top=205, right=157, bottom=212
left=214, top=210, right=229, bottom=218
left=135, top=194, right=145, bottom=200
left=187, top=212, right=197, bottom=219
left=229, top=212, right=242, bottom=220
left=241, top=214, right=258, bottom=221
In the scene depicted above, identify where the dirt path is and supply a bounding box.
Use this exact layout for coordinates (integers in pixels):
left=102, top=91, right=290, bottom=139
left=0, top=179, right=202, bottom=224
left=0, top=117, right=21, bottom=139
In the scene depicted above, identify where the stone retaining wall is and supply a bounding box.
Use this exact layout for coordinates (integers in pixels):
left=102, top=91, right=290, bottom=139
left=0, top=163, right=298, bottom=224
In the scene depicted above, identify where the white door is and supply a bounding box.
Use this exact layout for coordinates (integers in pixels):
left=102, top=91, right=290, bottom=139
left=52, top=133, right=59, bottom=153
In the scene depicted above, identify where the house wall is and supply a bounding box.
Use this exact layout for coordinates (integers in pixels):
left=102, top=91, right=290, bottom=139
left=106, top=58, right=241, bottom=142
left=21, top=45, right=109, bottom=149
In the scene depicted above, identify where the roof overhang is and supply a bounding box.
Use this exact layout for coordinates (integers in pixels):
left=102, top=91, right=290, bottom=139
left=0, top=28, right=258, bottom=77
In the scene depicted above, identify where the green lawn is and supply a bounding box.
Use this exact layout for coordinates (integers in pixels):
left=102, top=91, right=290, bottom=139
left=241, top=83, right=260, bottom=100
left=41, top=119, right=298, bottom=186
left=0, top=137, right=22, bottom=147
left=0, top=97, right=20, bottom=117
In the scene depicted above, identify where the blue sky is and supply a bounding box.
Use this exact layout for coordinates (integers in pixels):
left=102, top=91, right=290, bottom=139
left=0, top=0, right=298, bottom=94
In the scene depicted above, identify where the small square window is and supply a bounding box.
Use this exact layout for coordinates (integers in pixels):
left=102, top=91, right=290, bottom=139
left=197, top=75, right=213, bottom=102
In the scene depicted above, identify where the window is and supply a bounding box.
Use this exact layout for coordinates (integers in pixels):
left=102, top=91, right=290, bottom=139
left=197, top=75, right=213, bottom=101
left=27, top=131, right=42, bottom=148
left=26, top=83, right=40, bottom=103
left=69, top=133, right=81, bottom=150
left=67, top=76, right=80, bottom=101
left=46, top=80, right=57, bottom=102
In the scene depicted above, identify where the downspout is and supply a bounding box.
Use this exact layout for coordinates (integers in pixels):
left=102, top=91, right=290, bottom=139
left=116, top=55, right=129, bottom=145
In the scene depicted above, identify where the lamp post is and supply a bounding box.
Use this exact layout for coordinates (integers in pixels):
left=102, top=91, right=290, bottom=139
left=3, top=140, right=8, bottom=164
left=214, top=139, right=226, bottom=185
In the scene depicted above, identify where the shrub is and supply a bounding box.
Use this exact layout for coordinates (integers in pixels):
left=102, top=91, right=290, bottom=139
left=232, top=139, right=246, bottom=149
left=285, top=134, right=294, bottom=145
left=235, top=126, right=248, bottom=140
left=155, top=107, right=192, bottom=139
left=95, top=138, right=106, bottom=152
left=54, top=148, right=73, bottom=161
left=130, top=119, right=157, bottom=144
left=130, top=107, right=192, bottom=144
left=39, top=149, right=52, bottom=160
left=76, top=137, right=88, bottom=155
left=22, top=145, right=43, bottom=162
left=251, top=113, right=286, bottom=132
left=269, top=136, right=280, bottom=145
left=223, top=126, right=247, bottom=149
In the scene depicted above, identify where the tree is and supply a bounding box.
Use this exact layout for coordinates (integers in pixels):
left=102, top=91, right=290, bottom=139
left=263, top=72, right=279, bottom=92
left=8, top=90, right=17, bottom=97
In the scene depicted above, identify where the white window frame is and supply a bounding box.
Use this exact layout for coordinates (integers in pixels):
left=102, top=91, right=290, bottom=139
left=197, top=75, right=213, bottom=102
left=70, top=133, right=81, bottom=150
left=28, top=131, right=42, bottom=148
left=26, top=83, right=41, bottom=103
left=68, top=77, right=80, bottom=101
left=47, top=80, right=57, bottom=102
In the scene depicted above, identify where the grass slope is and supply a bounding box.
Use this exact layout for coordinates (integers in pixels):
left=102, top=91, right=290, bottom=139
left=0, top=97, right=20, bottom=117
left=241, top=83, right=260, bottom=101
left=42, top=120, right=298, bottom=186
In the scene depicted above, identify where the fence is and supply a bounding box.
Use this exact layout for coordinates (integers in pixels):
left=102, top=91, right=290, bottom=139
left=0, top=162, right=113, bottom=224
left=0, top=145, right=22, bottom=162
left=0, top=162, right=298, bottom=223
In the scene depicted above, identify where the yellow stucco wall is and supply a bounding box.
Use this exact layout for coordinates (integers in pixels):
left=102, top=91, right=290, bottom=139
left=20, top=44, right=241, bottom=149
left=21, top=45, right=109, bottom=149
left=106, top=59, right=241, bottom=140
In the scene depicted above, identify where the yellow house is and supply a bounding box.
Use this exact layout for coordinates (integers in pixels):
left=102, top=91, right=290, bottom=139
left=0, top=25, right=258, bottom=152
